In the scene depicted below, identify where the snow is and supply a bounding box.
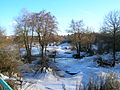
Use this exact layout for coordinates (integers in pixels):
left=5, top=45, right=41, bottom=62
left=0, top=73, right=9, bottom=80
left=20, top=46, right=40, bottom=56
left=17, top=42, right=120, bottom=90
left=92, top=44, right=98, bottom=50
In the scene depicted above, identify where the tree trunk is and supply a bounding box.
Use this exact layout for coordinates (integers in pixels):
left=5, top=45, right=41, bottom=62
left=27, top=48, right=32, bottom=63
left=78, top=43, right=81, bottom=57
left=41, top=45, right=44, bottom=59
left=76, top=44, right=80, bottom=56
left=45, top=44, right=47, bottom=56
left=112, top=31, right=116, bottom=67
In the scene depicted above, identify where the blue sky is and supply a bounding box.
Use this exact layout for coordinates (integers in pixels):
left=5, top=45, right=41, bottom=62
left=0, top=0, right=120, bottom=35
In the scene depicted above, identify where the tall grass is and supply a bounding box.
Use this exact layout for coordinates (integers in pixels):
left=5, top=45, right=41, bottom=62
left=62, top=72, right=120, bottom=90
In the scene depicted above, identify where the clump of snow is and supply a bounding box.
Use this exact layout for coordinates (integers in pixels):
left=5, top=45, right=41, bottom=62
left=101, top=53, right=112, bottom=60
left=0, top=73, right=9, bottom=80
left=92, top=44, right=98, bottom=50
left=31, top=47, right=40, bottom=55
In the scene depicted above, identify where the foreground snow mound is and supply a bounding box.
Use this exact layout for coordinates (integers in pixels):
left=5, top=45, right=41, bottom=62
left=19, top=83, right=46, bottom=90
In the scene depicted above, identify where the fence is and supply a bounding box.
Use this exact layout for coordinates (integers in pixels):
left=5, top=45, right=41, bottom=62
left=0, top=78, right=13, bottom=90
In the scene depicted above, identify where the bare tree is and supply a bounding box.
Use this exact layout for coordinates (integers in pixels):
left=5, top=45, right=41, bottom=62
left=33, top=10, right=57, bottom=59
left=0, top=27, right=6, bottom=48
left=68, top=20, right=85, bottom=57
left=82, top=30, right=95, bottom=54
left=101, top=10, right=120, bottom=66
left=15, top=10, right=34, bottom=63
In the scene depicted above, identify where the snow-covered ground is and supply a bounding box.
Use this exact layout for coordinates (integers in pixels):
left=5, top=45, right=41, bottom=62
left=18, top=42, right=120, bottom=90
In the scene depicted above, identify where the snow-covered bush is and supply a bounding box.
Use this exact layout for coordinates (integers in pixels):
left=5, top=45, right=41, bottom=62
left=94, top=55, right=114, bottom=67
left=34, top=57, right=53, bottom=75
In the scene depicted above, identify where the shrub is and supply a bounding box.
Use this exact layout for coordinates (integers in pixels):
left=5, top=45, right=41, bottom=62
left=72, top=54, right=85, bottom=59
left=0, top=48, right=22, bottom=77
